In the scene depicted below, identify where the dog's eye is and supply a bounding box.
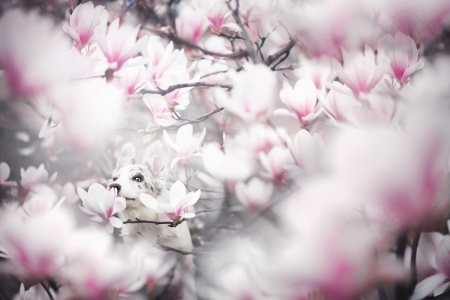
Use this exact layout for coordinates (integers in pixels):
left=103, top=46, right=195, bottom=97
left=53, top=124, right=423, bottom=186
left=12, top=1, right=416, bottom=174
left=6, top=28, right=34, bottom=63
left=133, top=175, right=143, bottom=182
left=112, top=177, right=118, bottom=182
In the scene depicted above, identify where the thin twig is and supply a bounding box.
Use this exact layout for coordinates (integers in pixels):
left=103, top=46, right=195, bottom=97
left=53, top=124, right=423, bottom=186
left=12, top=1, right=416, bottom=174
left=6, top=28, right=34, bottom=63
left=142, top=82, right=232, bottom=95
left=40, top=282, right=54, bottom=300
left=123, top=218, right=187, bottom=228
left=143, top=27, right=248, bottom=59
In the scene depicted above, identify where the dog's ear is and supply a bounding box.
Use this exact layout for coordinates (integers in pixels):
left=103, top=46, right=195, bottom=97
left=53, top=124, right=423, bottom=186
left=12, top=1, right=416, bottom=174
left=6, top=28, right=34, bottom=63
left=115, top=143, right=136, bottom=170
left=143, top=141, right=167, bottom=180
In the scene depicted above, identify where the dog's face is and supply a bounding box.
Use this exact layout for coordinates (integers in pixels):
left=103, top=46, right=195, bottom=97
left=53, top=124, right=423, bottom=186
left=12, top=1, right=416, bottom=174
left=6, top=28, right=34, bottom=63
left=109, top=142, right=167, bottom=209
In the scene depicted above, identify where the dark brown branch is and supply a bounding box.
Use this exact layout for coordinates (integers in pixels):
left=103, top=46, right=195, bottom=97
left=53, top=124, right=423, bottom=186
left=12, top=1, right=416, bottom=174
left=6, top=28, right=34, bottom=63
left=408, top=230, right=421, bottom=296
left=142, top=82, right=232, bottom=95
left=123, top=218, right=187, bottom=228
left=40, top=282, right=54, bottom=300
left=265, top=39, right=296, bottom=66
left=156, top=240, right=224, bottom=256
left=143, top=27, right=248, bottom=59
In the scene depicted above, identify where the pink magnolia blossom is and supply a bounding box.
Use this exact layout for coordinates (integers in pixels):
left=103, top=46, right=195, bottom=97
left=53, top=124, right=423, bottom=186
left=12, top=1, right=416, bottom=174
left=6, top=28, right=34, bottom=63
left=216, top=64, right=277, bottom=122
left=112, top=59, right=149, bottom=97
left=0, top=162, right=17, bottom=187
left=53, top=182, right=79, bottom=204
left=0, top=208, right=75, bottom=277
left=164, top=124, right=206, bottom=168
left=140, top=181, right=201, bottom=222
left=143, top=94, right=175, bottom=127
left=274, top=77, right=322, bottom=127
left=321, top=84, right=360, bottom=124
left=259, top=146, right=294, bottom=182
left=157, top=65, right=196, bottom=110
left=63, top=1, right=108, bottom=50
left=331, top=46, right=390, bottom=99
left=22, top=184, right=61, bottom=218
left=0, top=9, right=70, bottom=98
left=295, top=57, right=334, bottom=92
left=247, top=124, right=281, bottom=154
left=378, top=32, right=424, bottom=86
left=193, top=0, right=240, bottom=34
left=176, top=6, right=208, bottom=44
left=77, top=183, right=126, bottom=233
left=66, top=228, right=144, bottom=300
left=143, top=37, right=188, bottom=84
left=347, top=93, right=395, bottom=127
left=20, top=164, right=56, bottom=191
left=286, top=130, right=322, bottom=172
left=235, top=177, right=273, bottom=210
left=95, top=18, right=147, bottom=70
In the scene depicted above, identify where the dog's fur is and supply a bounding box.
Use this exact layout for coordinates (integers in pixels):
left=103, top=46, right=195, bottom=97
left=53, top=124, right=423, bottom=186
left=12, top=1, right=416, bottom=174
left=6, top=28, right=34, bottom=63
left=109, top=142, right=194, bottom=252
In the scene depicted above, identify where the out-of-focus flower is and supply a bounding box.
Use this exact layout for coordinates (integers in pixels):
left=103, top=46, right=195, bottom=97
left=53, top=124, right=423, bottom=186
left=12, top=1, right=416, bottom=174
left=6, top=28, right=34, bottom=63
left=14, top=283, right=53, bottom=300
left=140, top=181, right=200, bottom=222
left=203, top=135, right=256, bottom=182
left=53, top=182, right=79, bottom=204
left=259, top=146, right=294, bottom=182
left=216, top=64, right=277, bottom=122
left=22, top=184, right=60, bottom=218
left=164, top=124, right=206, bottom=168
left=144, top=37, right=188, bottom=84
left=274, top=77, right=322, bottom=127
left=286, top=130, right=322, bottom=172
left=112, top=58, right=148, bottom=97
left=176, top=6, right=208, bottom=44
left=378, top=32, right=424, bottom=86
left=247, top=124, right=281, bottom=154
left=347, top=93, right=395, bottom=127
left=235, top=177, right=273, bottom=210
left=20, top=164, right=56, bottom=191
left=66, top=228, right=144, bottom=300
left=295, top=57, right=334, bottom=92
left=63, top=1, right=108, bottom=50
left=0, top=162, right=17, bottom=187
left=321, top=85, right=360, bottom=124
left=0, top=9, right=70, bottom=98
left=95, top=18, right=147, bottom=70
left=0, top=208, right=75, bottom=277
left=331, top=45, right=390, bottom=99
left=157, top=65, right=195, bottom=110
left=143, top=94, right=175, bottom=127
left=77, top=183, right=126, bottom=233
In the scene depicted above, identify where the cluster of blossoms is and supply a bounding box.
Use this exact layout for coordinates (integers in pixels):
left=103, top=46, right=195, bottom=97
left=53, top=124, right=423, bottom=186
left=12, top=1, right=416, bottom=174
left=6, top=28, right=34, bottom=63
left=1, top=0, right=450, bottom=299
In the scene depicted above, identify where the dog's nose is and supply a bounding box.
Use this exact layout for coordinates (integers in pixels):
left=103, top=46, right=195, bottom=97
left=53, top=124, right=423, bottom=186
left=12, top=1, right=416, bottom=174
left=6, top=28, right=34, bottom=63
left=109, top=183, right=121, bottom=192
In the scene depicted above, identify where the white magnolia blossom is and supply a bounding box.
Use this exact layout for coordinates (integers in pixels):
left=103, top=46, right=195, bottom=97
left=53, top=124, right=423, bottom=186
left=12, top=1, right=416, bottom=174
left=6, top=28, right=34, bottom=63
left=164, top=124, right=206, bottom=168
left=235, top=177, right=273, bottom=209
left=20, top=164, right=56, bottom=191
left=140, top=180, right=201, bottom=222
left=77, top=183, right=126, bottom=233
left=0, top=162, right=17, bottom=187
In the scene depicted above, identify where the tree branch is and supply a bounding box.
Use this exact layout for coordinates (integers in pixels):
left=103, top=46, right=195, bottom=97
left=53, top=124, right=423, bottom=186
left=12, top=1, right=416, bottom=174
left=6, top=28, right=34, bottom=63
left=265, top=39, right=296, bottom=67
left=142, top=82, right=232, bottom=95
left=123, top=218, right=187, bottom=228
left=143, top=27, right=248, bottom=59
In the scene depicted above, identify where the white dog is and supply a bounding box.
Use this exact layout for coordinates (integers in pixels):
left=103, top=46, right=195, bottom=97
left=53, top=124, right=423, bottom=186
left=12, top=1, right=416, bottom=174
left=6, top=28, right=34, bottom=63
left=109, top=141, right=194, bottom=252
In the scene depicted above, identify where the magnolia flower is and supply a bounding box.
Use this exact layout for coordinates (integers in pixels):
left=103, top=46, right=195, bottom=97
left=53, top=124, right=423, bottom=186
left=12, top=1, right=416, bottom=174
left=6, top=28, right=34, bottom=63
left=331, top=45, right=390, bottom=99
left=259, top=146, right=294, bottom=182
left=63, top=1, right=108, bottom=50
left=77, top=183, right=126, bottom=233
left=143, top=94, right=175, bottom=127
left=14, top=283, right=54, bottom=300
left=140, top=181, right=201, bottom=222
left=112, top=59, right=149, bottom=97
left=203, top=135, right=256, bottom=182
left=0, top=162, right=17, bottom=187
left=286, top=130, right=322, bottom=172
left=247, top=124, right=281, bottom=154
left=295, top=57, right=334, bottom=92
left=143, top=37, right=188, bottom=84
left=157, top=65, right=196, bottom=110
left=378, top=32, right=424, bottom=86
left=235, top=177, right=273, bottom=210
left=164, top=124, right=206, bottom=168
left=0, top=208, right=76, bottom=277
left=22, top=184, right=60, bottom=218
left=216, top=64, right=277, bottom=122
left=0, top=9, right=70, bottom=98
left=193, top=0, right=240, bottom=34
left=321, top=84, right=360, bottom=124
left=274, top=77, right=322, bottom=127
left=95, top=18, right=147, bottom=70
left=20, top=164, right=56, bottom=190
left=176, top=6, right=208, bottom=44
left=53, top=182, right=79, bottom=204
left=66, top=228, right=144, bottom=299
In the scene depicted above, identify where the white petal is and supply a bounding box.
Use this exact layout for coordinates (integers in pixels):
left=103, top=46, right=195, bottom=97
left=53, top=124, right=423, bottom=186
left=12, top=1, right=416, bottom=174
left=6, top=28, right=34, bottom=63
left=410, top=273, right=447, bottom=300
left=181, top=212, right=196, bottom=219
left=139, top=193, right=159, bottom=210
left=169, top=181, right=187, bottom=205
left=109, top=216, right=123, bottom=228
